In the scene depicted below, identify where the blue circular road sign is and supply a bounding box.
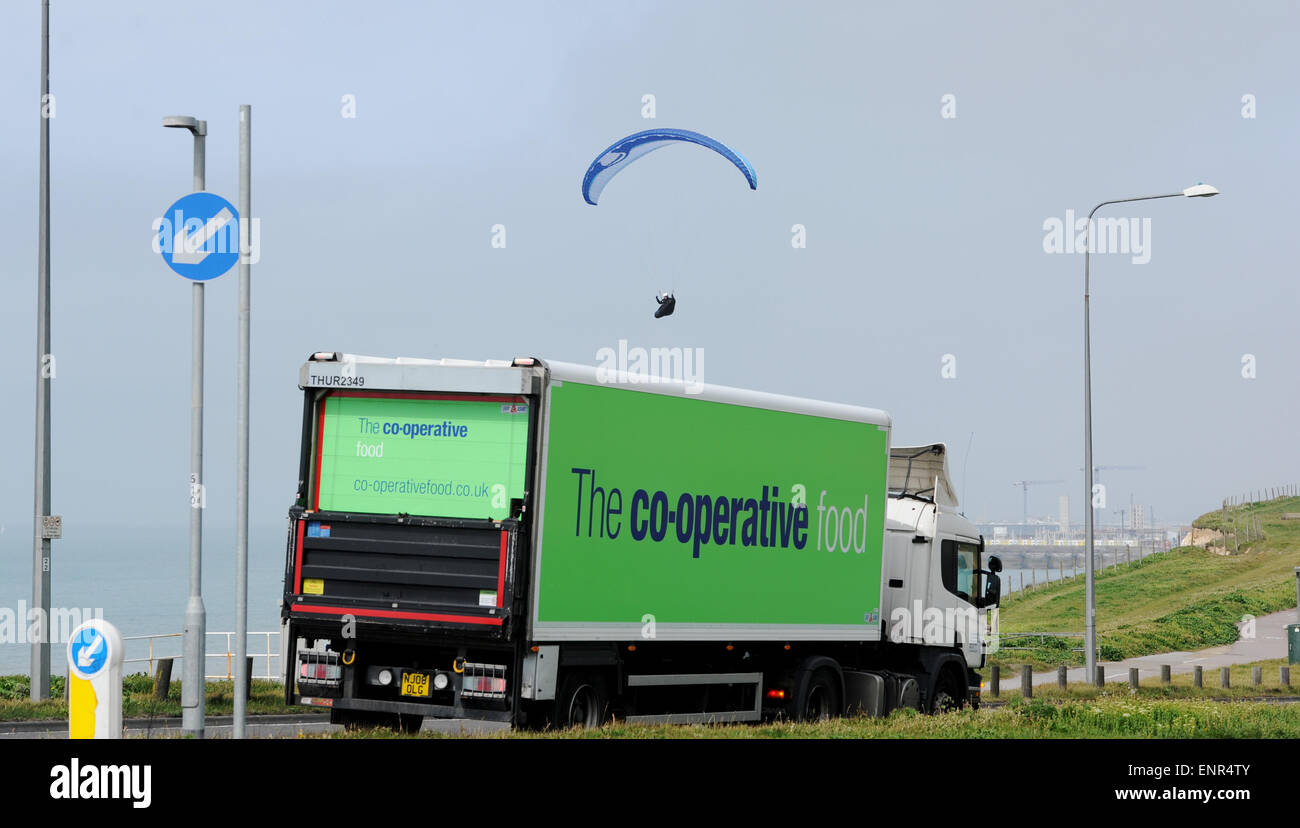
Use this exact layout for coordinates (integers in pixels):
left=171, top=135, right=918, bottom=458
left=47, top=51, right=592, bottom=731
left=69, top=626, right=109, bottom=679
left=157, top=191, right=240, bottom=281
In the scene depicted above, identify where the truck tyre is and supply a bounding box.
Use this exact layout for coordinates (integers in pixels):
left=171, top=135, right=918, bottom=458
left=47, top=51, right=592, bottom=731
left=330, top=709, right=384, bottom=730
left=555, top=673, right=610, bottom=729
left=929, top=669, right=965, bottom=714
left=330, top=709, right=423, bottom=733
left=796, top=668, right=842, bottom=722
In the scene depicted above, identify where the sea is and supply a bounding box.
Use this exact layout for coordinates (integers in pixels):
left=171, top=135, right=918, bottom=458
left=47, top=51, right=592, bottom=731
left=0, top=523, right=287, bottom=679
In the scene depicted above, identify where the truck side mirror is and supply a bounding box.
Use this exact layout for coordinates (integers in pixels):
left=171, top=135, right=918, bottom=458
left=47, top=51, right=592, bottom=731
left=982, top=556, right=1002, bottom=608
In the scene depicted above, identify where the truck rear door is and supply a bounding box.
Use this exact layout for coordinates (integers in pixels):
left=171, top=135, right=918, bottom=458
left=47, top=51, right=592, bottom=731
left=284, top=389, right=535, bottom=635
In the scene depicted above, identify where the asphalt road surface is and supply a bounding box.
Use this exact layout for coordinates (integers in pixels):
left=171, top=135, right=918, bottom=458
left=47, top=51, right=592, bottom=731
left=999, top=607, right=1299, bottom=688
left=0, top=712, right=511, bottom=739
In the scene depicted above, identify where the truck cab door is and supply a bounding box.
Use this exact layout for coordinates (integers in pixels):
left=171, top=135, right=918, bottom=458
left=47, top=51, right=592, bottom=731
left=933, top=537, right=982, bottom=650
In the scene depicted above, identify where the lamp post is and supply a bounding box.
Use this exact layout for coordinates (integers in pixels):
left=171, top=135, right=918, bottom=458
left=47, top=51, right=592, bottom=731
left=1082, top=183, right=1218, bottom=680
left=31, top=0, right=53, bottom=702
left=163, top=114, right=208, bottom=739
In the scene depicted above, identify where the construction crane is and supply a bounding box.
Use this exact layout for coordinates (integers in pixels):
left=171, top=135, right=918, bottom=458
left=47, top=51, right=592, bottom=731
left=1012, top=479, right=1064, bottom=523
left=1079, top=465, right=1144, bottom=525
left=1085, top=464, right=1145, bottom=476
left=1079, top=465, right=1144, bottom=496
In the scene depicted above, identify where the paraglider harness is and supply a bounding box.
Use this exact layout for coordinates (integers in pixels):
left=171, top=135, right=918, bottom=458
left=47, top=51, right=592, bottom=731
left=654, top=292, right=676, bottom=319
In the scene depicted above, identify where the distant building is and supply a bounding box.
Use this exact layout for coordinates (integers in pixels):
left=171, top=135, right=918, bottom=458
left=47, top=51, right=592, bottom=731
left=1132, top=504, right=1146, bottom=532
left=1058, top=495, right=1070, bottom=532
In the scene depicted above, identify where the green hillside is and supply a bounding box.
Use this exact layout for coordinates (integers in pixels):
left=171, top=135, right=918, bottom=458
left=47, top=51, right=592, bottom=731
left=989, top=495, right=1300, bottom=671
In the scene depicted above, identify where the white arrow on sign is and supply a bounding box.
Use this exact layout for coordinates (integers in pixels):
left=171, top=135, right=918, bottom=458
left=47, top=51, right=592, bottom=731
left=77, top=633, right=104, bottom=668
left=172, top=207, right=235, bottom=265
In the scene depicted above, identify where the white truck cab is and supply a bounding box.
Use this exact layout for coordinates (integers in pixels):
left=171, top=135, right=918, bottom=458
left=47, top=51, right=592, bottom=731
left=882, top=444, right=1001, bottom=670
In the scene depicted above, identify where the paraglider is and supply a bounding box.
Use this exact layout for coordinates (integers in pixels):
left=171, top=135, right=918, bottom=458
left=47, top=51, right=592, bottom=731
left=581, top=128, right=757, bottom=206
left=582, top=128, right=757, bottom=318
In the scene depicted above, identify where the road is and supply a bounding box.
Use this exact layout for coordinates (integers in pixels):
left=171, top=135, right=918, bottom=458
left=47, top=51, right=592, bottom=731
left=0, top=712, right=511, bottom=739
left=998, top=607, right=1298, bottom=688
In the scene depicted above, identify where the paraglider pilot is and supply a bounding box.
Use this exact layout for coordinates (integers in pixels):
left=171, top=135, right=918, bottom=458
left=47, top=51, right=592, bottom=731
left=654, top=292, right=676, bottom=319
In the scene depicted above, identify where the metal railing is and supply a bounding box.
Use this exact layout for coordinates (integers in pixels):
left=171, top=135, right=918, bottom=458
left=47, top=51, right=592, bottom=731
left=994, top=631, right=1088, bottom=652
left=121, top=631, right=282, bottom=682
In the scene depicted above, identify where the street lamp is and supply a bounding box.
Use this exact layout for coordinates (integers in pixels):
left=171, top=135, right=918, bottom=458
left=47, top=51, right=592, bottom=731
left=1082, top=183, right=1218, bottom=680
left=162, top=116, right=206, bottom=191
left=163, top=114, right=208, bottom=738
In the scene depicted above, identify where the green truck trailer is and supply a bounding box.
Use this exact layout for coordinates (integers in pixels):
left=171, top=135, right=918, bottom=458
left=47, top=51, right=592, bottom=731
left=282, top=353, right=1002, bottom=729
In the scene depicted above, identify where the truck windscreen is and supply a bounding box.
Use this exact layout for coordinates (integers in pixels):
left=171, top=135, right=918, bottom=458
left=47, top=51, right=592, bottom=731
left=312, top=392, right=530, bottom=520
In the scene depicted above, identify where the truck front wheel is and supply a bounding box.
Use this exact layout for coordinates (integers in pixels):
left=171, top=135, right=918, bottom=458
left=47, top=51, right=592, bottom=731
left=796, top=668, right=842, bottom=722
left=929, top=670, right=966, bottom=714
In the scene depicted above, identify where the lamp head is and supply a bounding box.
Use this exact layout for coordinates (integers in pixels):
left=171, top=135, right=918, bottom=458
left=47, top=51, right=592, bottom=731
left=162, top=115, right=206, bottom=136
left=1183, top=182, right=1219, bottom=198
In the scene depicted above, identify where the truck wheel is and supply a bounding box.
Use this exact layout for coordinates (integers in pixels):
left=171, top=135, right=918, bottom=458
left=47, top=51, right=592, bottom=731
left=929, top=671, right=965, bottom=714
left=330, top=709, right=423, bottom=733
left=797, top=669, right=842, bottom=722
left=330, top=709, right=385, bottom=730
left=555, top=674, right=610, bottom=729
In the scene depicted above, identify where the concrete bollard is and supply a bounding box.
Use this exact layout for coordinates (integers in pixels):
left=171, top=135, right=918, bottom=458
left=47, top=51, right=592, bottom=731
left=1220, top=667, right=1230, bottom=689
left=1021, top=665, right=1032, bottom=699
left=1094, top=665, right=1105, bottom=688
left=990, top=665, right=1000, bottom=698
left=154, top=657, right=174, bottom=701
left=1129, top=668, right=1139, bottom=692
left=1282, top=667, right=1290, bottom=687
left=1057, top=665, right=1067, bottom=689
left=1193, top=666, right=1203, bottom=688
left=1252, top=666, right=1262, bottom=687
left=1160, top=664, right=1171, bottom=685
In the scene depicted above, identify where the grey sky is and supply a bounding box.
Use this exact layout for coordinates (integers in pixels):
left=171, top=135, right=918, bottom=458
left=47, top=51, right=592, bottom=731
left=0, top=0, right=1296, bottom=537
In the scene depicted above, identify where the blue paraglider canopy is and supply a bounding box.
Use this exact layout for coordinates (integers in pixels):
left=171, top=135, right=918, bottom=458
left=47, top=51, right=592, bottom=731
left=581, top=128, right=757, bottom=205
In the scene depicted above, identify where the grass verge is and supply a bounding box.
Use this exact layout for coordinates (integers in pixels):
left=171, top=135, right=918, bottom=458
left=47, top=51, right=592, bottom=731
left=321, top=694, right=1300, bottom=739
left=0, top=673, right=291, bottom=722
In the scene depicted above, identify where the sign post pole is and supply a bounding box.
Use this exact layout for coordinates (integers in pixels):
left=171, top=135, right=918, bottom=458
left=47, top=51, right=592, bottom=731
left=157, top=117, right=239, bottom=737
left=234, top=104, right=252, bottom=738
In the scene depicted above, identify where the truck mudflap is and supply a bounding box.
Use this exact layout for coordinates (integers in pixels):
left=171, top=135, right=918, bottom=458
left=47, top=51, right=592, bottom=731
left=283, top=507, right=521, bottom=633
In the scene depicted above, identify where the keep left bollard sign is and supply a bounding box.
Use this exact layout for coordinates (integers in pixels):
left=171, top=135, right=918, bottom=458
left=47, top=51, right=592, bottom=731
left=154, top=191, right=240, bottom=281
left=67, top=620, right=124, bottom=739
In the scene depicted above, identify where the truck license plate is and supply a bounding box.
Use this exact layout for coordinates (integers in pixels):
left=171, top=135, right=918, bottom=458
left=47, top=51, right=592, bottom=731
left=400, top=672, right=430, bottom=697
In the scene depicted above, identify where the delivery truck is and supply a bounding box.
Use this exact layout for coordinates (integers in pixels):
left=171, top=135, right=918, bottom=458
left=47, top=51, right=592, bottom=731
left=281, top=352, right=1001, bottom=729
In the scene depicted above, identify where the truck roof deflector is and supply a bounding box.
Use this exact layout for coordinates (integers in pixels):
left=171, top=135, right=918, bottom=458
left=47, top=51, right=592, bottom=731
left=888, top=444, right=959, bottom=508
